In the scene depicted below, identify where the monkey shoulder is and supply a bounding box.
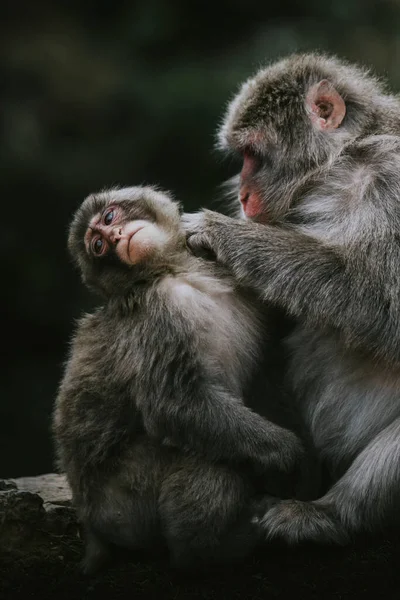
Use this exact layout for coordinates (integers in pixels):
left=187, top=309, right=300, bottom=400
left=148, top=272, right=264, bottom=387
left=345, top=136, right=400, bottom=221
left=352, top=134, right=400, bottom=157
left=68, top=309, right=119, bottom=365
left=294, top=136, right=400, bottom=244
left=344, top=136, right=400, bottom=183
left=155, top=270, right=262, bottom=334
left=64, top=306, right=144, bottom=392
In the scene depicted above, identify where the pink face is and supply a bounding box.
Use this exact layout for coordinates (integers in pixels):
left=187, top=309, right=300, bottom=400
left=239, top=152, right=264, bottom=220
left=84, top=205, right=166, bottom=265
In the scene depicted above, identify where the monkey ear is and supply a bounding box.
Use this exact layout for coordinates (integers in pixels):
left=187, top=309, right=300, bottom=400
left=306, top=80, right=346, bottom=132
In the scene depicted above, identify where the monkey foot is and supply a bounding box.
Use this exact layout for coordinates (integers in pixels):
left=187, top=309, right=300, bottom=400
left=253, top=499, right=350, bottom=545
left=80, top=535, right=111, bottom=575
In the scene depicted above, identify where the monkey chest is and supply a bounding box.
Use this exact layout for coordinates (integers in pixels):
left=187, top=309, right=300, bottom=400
left=169, top=281, right=261, bottom=391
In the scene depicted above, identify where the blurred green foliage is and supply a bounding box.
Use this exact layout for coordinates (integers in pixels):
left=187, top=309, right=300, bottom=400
left=3, top=0, right=400, bottom=476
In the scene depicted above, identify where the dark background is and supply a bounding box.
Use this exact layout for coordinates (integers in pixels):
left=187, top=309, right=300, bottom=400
left=3, top=0, right=400, bottom=478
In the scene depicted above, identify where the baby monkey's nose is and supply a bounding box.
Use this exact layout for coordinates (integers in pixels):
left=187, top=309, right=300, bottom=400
left=110, top=227, right=122, bottom=243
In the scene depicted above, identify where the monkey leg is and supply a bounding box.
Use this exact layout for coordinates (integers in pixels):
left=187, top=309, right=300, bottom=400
left=255, top=416, right=400, bottom=544
left=80, top=481, right=161, bottom=574
left=159, top=458, right=262, bottom=568
left=80, top=440, right=168, bottom=573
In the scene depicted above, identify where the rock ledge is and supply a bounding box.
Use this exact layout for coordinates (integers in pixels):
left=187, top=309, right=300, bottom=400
left=0, top=474, right=79, bottom=556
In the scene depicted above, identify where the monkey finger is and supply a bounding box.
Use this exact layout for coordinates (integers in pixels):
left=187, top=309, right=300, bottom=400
left=186, top=232, right=214, bottom=257
left=251, top=495, right=280, bottom=521
left=181, top=211, right=207, bottom=236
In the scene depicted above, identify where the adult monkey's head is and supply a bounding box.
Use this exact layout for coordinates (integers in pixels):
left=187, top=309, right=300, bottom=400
left=218, top=53, right=392, bottom=222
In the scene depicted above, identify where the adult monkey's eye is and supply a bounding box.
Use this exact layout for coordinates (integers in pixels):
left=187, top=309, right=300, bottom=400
left=104, top=209, right=114, bottom=225
left=93, top=237, right=104, bottom=255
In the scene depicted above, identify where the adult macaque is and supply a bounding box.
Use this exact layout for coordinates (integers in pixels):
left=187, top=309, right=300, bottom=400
left=53, top=186, right=304, bottom=572
left=185, top=53, right=400, bottom=544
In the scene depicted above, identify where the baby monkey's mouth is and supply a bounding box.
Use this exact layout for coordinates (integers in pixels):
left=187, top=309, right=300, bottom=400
left=126, top=224, right=146, bottom=254
left=113, top=222, right=147, bottom=265
left=128, top=225, right=145, bottom=244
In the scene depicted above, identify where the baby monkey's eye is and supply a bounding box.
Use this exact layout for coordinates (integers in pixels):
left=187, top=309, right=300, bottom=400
left=93, top=237, right=104, bottom=255
left=104, top=209, right=114, bottom=226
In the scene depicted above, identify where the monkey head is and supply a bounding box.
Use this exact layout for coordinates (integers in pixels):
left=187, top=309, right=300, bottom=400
left=218, top=53, right=386, bottom=221
left=68, top=186, right=185, bottom=297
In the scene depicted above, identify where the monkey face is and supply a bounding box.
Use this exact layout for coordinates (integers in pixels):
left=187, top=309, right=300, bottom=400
left=84, top=206, right=170, bottom=267
left=217, top=54, right=366, bottom=223
left=68, top=186, right=185, bottom=297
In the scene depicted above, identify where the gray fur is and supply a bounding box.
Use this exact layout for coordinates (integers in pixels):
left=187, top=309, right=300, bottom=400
left=53, top=186, right=304, bottom=571
left=184, top=53, right=400, bottom=543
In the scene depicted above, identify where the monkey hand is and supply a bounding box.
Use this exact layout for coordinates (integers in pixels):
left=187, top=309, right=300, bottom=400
left=252, top=499, right=349, bottom=545
left=182, top=210, right=216, bottom=255
left=254, top=428, right=306, bottom=483
left=182, top=210, right=239, bottom=260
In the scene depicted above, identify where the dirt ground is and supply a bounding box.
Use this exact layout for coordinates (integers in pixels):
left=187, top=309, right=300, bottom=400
left=1, top=530, right=399, bottom=600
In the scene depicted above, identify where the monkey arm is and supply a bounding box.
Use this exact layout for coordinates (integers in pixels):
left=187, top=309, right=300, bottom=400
left=137, top=332, right=303, bottom=473
left=142, top=384, right=302, bottom=473
left=184, top=210, right=400, bottom=365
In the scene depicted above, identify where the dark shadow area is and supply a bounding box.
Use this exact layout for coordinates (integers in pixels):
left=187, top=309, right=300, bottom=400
left=1, top=530, right=400, bottom=600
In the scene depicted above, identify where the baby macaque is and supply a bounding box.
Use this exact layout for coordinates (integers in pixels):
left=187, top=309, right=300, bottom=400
left=53, top=186, right=303, bottom=572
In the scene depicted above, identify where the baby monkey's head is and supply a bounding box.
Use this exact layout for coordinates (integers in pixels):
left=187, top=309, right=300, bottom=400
left=68, top=186, right=185, bottom=297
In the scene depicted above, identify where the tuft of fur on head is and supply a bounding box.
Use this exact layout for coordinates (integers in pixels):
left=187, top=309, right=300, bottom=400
left=68, top=186, right=185, bottom=298
left=217, top=53, right=400, bottom=159
left=214, top=53, right=400, bottom=222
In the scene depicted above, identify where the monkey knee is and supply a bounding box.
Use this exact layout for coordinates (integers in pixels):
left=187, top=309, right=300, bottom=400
left=86, top=489, right=159, bottom=550
left=161, top=462, right=249, bottom=530
left=161, top=463, right=263, bottom=566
